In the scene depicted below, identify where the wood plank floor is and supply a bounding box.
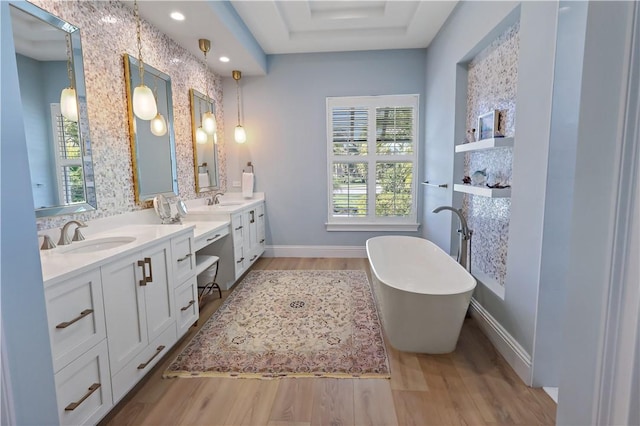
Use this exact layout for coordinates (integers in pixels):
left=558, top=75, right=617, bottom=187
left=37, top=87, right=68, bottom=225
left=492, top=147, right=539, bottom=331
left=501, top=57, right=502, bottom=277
left=100, top=257, right=557, bottom=426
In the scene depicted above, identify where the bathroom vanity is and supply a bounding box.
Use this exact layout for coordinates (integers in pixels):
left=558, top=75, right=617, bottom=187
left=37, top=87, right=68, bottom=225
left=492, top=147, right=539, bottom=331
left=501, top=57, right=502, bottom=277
left=185, top=195, right=266, bottom=290
left=37, top=195, right=265, bottom=425
left=39, top=221, right=227, bottom=425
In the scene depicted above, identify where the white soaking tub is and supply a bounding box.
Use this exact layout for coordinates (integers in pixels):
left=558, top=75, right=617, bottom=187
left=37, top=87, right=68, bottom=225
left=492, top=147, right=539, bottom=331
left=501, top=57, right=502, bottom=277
left=366, top=236, right=476, bottom=354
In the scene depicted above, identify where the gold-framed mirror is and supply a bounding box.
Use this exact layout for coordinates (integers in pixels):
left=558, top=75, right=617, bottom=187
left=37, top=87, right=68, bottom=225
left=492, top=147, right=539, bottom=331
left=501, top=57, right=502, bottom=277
left=124, top=53, right=178, bottom=202
left=190, top=88, right=220, bottom=192
left=10, top=1, right=97, bottom=218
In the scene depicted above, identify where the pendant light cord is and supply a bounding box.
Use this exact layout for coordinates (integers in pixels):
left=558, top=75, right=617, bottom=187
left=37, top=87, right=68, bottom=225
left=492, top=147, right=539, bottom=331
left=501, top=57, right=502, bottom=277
left=203, top=50, right=211, bottom=111
left=236, top=79, right=241, bottom=125
left=134, top=0, right=144, bottom=86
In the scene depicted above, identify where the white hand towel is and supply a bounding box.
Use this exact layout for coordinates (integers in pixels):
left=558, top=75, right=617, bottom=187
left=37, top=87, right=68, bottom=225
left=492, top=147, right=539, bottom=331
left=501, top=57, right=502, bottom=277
left=198, top=172, right=209, bottom=186
left=242, top=172, right=254, bottom=198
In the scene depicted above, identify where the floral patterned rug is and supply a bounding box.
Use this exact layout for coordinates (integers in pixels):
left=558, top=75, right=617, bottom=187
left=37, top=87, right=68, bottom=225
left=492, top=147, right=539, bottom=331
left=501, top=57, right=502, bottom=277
left=164, top=270, right=390, bottom=379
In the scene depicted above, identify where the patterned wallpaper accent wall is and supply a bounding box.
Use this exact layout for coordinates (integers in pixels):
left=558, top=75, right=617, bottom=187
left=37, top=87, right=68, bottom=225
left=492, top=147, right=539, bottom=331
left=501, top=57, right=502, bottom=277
left=463, top=22, right=520, bottom=286
left=29, top=0, right=226, bottom=230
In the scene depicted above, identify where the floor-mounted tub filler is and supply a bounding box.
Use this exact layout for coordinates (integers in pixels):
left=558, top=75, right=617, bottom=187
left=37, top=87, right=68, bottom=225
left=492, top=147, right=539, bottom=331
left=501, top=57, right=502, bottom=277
left=366, top=236, right=477, bottom=354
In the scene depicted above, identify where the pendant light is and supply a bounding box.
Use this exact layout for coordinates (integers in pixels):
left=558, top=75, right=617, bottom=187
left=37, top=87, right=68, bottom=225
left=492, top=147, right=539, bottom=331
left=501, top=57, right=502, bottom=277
left=198, top=39, right=217, bottom=136
left=60, top=33, right=78, bottom=122
left=232, top=70, right=246, bottom=144
left=149, top=74, right=167, bottom=136
left=195, top=98, right=208, bottom=144
left=132, top=0, right=157, bottom=120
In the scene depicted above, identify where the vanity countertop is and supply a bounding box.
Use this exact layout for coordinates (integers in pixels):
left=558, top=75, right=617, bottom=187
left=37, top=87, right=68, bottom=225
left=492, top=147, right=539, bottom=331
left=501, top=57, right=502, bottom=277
left=39, top=221, right=228, bottom=286
left=184, top=193, right=265, bottom=216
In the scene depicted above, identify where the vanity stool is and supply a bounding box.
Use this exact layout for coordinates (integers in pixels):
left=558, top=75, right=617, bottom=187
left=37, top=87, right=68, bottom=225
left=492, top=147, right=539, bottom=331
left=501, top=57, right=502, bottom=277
left=196, top=255, right=222, bottom=304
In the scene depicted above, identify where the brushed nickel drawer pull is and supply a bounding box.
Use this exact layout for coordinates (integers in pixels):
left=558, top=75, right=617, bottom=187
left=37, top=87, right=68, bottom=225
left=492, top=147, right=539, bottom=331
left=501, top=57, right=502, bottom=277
left=235, top=225, right=243, bottom=231
left=206, top=234, right=221, bottom=242
left=181, top=300, right=195, bottom=311
left=137, top=345, right=165, bottom=370
left=258, top=213, right=264, bottom=218
left=250, top=255, right=257, bottom=261
left=177, top=253, right=192, bottom=263
left=260, top=239, right=265, bottom=244
left=56, top=309, right=93, bottom=329
left=137, top=259, right=147, bottom=286
left=144, top=257, right=153, bottom=283
left=236, top=257, right=244, bottom=264
left=64, top=383, right=101, bottom=411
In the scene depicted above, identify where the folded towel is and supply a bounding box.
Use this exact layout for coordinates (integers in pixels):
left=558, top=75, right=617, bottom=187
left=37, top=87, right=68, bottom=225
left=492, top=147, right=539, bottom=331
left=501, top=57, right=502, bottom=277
left=198, top=172, right=209, bottom=186
left=242, top=172, right=254, bottom=198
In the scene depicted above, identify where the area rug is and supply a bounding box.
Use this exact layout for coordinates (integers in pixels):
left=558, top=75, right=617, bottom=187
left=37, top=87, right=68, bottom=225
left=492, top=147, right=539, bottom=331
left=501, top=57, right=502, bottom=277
left=164, top=270, right=390, bottom=379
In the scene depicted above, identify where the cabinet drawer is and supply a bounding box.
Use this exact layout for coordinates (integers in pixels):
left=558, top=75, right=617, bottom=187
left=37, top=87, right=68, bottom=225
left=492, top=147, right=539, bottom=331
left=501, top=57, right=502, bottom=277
left=194, top=225, right=229, bottom=252
left=55, top=340, right=112, bottom=426
left=172, top=233, right=195, bottom=285
left=111, top=324, right=177, bottom=403
left=45, top=269, right=106, bottom=372
left=175, top=277, right=198, bottom=338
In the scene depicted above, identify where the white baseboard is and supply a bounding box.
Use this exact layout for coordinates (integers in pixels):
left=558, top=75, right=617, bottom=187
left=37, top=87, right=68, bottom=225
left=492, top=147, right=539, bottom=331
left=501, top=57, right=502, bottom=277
left=264, top=245, right=367, bottom=258
left=469, top=298, right=533, bottom=385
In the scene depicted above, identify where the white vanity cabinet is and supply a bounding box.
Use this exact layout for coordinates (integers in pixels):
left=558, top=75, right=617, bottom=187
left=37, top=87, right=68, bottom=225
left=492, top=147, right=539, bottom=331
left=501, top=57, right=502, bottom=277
left=190, top=200, right=265, bottom=291
left=231, top=203, right=265, bottom=280
left=101, top=240, right=177, bottom=403
left=44, top=269, right=112, bottom=426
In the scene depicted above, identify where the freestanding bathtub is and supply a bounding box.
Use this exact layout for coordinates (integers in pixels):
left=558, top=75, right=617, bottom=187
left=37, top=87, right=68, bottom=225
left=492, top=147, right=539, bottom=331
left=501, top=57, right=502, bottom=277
left=366, top=236, right=476, bottom=354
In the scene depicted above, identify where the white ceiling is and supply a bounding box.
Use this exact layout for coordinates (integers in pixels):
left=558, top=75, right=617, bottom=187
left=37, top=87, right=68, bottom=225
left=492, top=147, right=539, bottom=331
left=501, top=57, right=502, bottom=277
left=134, top=0, right=458, bottom=77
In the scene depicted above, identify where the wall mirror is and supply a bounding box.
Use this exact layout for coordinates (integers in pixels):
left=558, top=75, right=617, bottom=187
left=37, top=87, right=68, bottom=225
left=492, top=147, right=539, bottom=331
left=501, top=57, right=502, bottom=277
left=190, top=89, right=220, bottom=192
left=124, top=54, right=178, bottom=202
left=10, top=2, right=97, bottom=218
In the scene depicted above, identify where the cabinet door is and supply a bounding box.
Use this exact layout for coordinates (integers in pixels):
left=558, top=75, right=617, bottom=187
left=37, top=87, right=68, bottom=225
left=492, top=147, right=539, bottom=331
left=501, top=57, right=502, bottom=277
left=45, top=269, right=106, bottom=373
left=256, top=203, right=266, bottom=249
left=247, top=208, right=258, bottom=254
left=143, top=241, right=175, bottom=343
left=101, top=252, right=148, bottom=375
left=175, top=277, right=198, bottom=337
left=231, top=212, right=246, bottom=277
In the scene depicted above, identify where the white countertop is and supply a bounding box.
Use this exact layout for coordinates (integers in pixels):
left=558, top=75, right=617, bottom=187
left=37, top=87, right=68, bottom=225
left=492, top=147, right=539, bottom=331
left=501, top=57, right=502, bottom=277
left=39, top=221, right=227, bottom=286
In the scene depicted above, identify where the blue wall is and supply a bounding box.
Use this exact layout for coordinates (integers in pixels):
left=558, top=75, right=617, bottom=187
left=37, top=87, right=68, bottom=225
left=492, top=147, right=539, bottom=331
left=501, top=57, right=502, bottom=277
left=222, top=49, right=427, bottom=249
left=1, top=2, right=59, bottom=424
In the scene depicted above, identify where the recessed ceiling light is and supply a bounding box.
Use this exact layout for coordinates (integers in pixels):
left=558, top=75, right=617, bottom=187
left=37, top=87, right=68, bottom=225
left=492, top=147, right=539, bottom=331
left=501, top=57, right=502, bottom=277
left=219, top=56, right=230, bottom=63
left=170, top=11, right=185, bottom=21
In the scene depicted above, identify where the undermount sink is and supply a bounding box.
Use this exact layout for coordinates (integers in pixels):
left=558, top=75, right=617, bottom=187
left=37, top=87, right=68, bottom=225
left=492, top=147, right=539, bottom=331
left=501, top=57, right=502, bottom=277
left=217, top=201, right=243, bottom=206
left=58, top=236, right=137, bottom=254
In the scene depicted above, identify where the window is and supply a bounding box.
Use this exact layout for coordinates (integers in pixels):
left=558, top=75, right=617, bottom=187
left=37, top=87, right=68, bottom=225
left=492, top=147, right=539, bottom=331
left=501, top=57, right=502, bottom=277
left=326, top=95, right=419, bottom=231
left=50, top=104, right=85, bottom=205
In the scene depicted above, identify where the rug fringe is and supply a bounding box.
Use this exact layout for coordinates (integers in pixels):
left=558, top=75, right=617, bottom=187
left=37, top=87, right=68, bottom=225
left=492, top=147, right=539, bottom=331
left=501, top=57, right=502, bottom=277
left=163, top=371, right=391, bottom=380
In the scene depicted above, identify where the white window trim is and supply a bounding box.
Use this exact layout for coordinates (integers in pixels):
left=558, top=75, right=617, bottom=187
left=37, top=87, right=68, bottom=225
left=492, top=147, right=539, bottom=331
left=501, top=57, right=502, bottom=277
left=326, top=94, right=419, bottom=232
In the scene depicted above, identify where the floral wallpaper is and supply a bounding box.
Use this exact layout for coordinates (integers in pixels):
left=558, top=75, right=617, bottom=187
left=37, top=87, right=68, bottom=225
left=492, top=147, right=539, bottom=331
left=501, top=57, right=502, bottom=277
left=463, top=22, right=520, bottom=286
left=28, top=0, right=226, bottom=230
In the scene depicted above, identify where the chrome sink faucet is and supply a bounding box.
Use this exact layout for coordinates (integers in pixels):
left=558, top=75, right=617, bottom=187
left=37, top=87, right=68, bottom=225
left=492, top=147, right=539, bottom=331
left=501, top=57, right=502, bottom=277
left=58, top=220, right=87, bottom=245
left=433, top=206, right=473, bottom=272
left=207, top=192, right=224, bottom=205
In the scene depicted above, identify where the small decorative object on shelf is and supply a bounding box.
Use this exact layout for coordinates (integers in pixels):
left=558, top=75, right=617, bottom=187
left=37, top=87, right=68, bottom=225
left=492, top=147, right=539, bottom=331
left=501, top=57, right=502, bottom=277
left=471, top=169, right=487, bottom=185
left=486, top=183, right=511, bottom=189
left=466, top=128, right=476, bottom=143
left=477, top=110, right=500, bottom=140
left=462, top=176, right=472, bottom=184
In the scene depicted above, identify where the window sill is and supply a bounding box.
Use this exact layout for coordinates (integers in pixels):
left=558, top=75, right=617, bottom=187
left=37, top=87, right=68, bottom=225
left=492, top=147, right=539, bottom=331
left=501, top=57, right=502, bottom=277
left=325, top=222, right=420, bottom=232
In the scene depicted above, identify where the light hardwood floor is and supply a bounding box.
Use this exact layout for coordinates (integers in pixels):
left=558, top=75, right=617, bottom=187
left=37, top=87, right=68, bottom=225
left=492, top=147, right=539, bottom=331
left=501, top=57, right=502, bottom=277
left=100, top=257, right=557, bottom=426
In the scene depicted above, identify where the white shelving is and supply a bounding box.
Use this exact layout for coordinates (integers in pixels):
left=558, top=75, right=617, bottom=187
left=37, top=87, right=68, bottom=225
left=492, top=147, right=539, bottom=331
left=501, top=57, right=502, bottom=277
left=195, top=254, right=218, bottom=276
left=453, top=184, right=511, bottom=198
left=455, top=136, right=514, bottom=153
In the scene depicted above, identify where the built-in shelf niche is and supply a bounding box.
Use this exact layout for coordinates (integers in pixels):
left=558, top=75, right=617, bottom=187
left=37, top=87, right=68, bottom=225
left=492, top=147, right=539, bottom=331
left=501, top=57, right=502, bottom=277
left=453, top=184, right=511, bottom=198
left=455, top=136, right=514, bottom=153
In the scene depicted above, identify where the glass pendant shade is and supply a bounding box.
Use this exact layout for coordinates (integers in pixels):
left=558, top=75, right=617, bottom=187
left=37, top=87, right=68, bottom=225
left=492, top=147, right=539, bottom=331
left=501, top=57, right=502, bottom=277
left=133, top=85, right=158, bottom=120
left=234, top=125, right=247, bottom=144
left=202, top=111, right=217, bottom=135
left=195, top=127, right=208, bottom=144
left=150, top=113, right=167, bottom=136
left=60, top=87, right=78, bottom=122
